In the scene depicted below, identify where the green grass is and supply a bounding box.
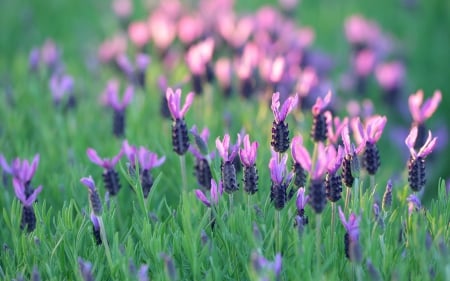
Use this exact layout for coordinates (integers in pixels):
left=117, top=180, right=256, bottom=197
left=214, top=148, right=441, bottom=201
left=1, top=0, right=450, bottom=280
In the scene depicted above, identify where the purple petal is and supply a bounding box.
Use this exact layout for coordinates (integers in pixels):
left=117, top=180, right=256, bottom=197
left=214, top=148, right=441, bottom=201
left=418, top=131, right=437, bottom=158
left=408, top=90, right=423, bottom=123
left=87, top=148, right=104, bottom=166
left=278, top=94, right=298, bottom=122
left=13, top=178, right=26, bottom=204
left=166, top=88, right=181, bottom=119
left=0, top=154, right=12, bottom=174
left=80, top=176, right=96, bottom=192
left=25, top=154, right=40, bottom=182
left=352, top=117, right=365, bottom=145
left=195, top=189, right=211, bottom=207
left=291, top=135, right=311, bottom=171
left=210, top=179, right=221, bottom=204
left=273, top=253, right=282, bottom=276
left=138, top=147, right=150, bottom=169
left=110, top=148, right=124, bottom=166
left=421, top=90, right=441, bottom=121
left=216, top=135, right=230, bottom=161
left=296, top=187, right=309, bottom=210
left=405, top=126, right=418, bottom=157
left=179, top=92, right=194, bottom=118
left=90, top=212, right=100, bottom=231
left=271, top=92, right=281, bottom=122
left=23, top=185, right=43, bottom=207
left=121, top=85, right=134, bottom=109
left=342, top=126, right=351, bottom=154
left=122, top=140, right=137, bottom=164
left=137, top=265, right=149, bottom=281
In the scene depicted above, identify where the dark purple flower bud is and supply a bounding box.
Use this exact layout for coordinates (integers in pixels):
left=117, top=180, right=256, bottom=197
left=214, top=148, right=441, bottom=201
left=339, top=206, right=362, bottom=262
left=382, top=180, right=393, bottom=210
left=311, top=91, right=332, bottom=142
left=217, top=134, right=240, bottom=193
left=269, top=151, right=293, bottom=210
left=80, top=176, right=102, bottom=216
left=90, top=213, right=102, bottom=245
left=87, top=148, right=123, bottom=196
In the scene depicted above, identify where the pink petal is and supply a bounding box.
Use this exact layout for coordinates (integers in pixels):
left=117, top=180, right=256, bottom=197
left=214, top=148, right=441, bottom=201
left=421, top=90, right=442, bottom=120
left=80, top=176, right=96, bottom=192
left=13, top=178, right=26, bottom=203
left=87, top=149, right=104, bottom=166
left=408, top=90, right=424, bottom=123
left=291, top=135, right=311, bottom=171
left=24, top=185, right=43, bottom=207
left=195, top=189, right=211, bottom=207
left=271, top=92, right=281, bottom=122
left=179, top=92, right=194, bottom=118
left=405, top=126, right=418, bottom=158
left=121, top=85, right=134, bottom=108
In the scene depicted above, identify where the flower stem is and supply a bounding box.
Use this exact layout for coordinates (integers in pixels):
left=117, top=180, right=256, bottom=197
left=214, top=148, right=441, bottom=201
left=345, top=187, right=351, bottom=211
left=331, top=203, right=336, bottom=244
left=98, top=217, right=113, bottom=271
left=179, top=155, right=187, bottom=192
left=276, top=210, right=282, bottom=253
left=352, top=177, right=360, bottom=212
left=315, top=213, right=322, bottom=273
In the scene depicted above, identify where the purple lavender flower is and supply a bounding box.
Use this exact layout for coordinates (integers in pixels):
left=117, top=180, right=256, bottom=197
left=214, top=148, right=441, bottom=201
left=326, top=113, right=349, bottom=145
left=137, top=146, right=165, bottom=198
left=195, top=179, right=223, bottom=208
left=405, top=126, right=437, bottom=192
left=78, top=257, right=94, bottom=281
left=271, top=92, right=298, bottom=153
left=166, top=88, right=194, bottom=155
left=239, top=134, right=259, bottom=194
left=137, top=265, right=149, bottom=281
left=1, top=154, right=40, bottom=198
left=291, top=135, right=308, bottom=189
left=87, top=148, right=123, bottom=196
left=269, top=150, right=293, bottom=210
left=80, top=176, right=102, bottom=216
left=353, top=116, right=387, bottom=175
left=49, top=73, right=74, bottom=106
left=90, top=212, right=102, bottom=245
left=190, top=126, right=213, bottom=189
left=325, top=145, right=344, bottom=202
left=251, top=251, right=282, bottom=280
left=311, top=91, right=332, bottom=142
left=338, top=206, right=362, bottom=262
left=406, top=194, right=421, bottom=214
left=28, top=48, right=40, bottom=73
left=382, top=180, right=393, bottom=210
left=341, top=126, right=363, bottom=187
left=295, top=187, right=309, bottom=227
left=216, top=134, right=240, bottom=193
left=101, top=80, right=134, bottom=138
left=13, top=178, right=42, bottom=232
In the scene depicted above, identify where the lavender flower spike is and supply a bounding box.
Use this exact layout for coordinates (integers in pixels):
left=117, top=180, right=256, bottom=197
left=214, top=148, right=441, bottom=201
left=408, top=90, right=442, bottom=124
left=296, top=187, right=309, bottom=211
left=271, top=92, right=298, bottom=123
left=269, top=151, right=293, bottom=210
left=216, top=134, right=240, bottom=193
left=190, top=126, right=213, bottom=189
left=311, top=91, right=332, bottom=142
left=325, top=145, right=344, bottom=203
left=87, top=148, right=123, bottom=195
left=13, top=178, right=42, bottom=207
left=80, top=176, right=103, bottom=216
left=104, top=82, right=134, bottom=112
left=291, top=135, right=309, bottom=189
left=137, top=146, right=165, bottom=198
left=90, top=212, right=102, bottom=245
left=239, top=134, right=259, bottom=194
left=407, top=194, right=421, bottom=214
left=166, top=88, right=195, bottom=120
left=405, top=126, right=437, bottom=192
left=195, top=179, right=223, bottom=207
left=338, top=206, right=362, bottom=262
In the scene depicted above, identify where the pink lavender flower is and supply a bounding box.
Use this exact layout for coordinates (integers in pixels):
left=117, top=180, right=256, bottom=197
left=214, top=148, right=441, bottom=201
left=215, top=58, right=232, bottom=97
left=166, top=88, right=194, bottom=155
left=353, top=116, right=387, bottom=175
left=375, top=61, right=405, bottom=92
left=269, top=151, right=293, bottom=210
left=0, top=154, right=40, bottom=185
left=408, top=90, right=441, bottom=125
left=148, top=11, right=176, bottom=53
left=13, top=178, right=42, bottom=232
left=195, top=179, right=223, bottom=208
left=128, top=21, right=150, bottom=49
left=177, top=15, right=204, bottom=46
left=271, top=92, right=298, bottom=153
left=87, top=148, right=123, bottom=195
left=216, top=134, right=240, bottom=193
left=239, top=134, right=259, bottom=194
left=338, top=206, right=362, bottom=262
left=405, top=126, right=437, bottom=192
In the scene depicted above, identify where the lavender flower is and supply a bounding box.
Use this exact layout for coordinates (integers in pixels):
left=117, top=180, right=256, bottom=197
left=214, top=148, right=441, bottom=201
left=80, top=176, right=102, bottom=216
left=239, top=134, right=259, bottom=194
left=137, top=265, right=149, bottom=281
left=269, top=150, right=293, bottom=210
left=251, top=251, right=282, bottom=280
left=49, top=73, right=74, bottom=107
left=311, top=91, right=332, bottom=142
left=28, top=48, right=40, bottom=73
left=90, top=212, right=102, bottom=245
left=338, top=206, right=362, bottom=262
left=195, top=179, right=223, bottom=208
left=101, top=80, right=134, bottom=137
left=137, top=146, right=165, bottom=198
left=405, top=126, right=437, bottom=192
left=0, top=154, right=40, bottom=187
left=353, top=116, right=387, bottom=175
left=166, top=88, right=194, bottom=155
left=325, top=145, right=344, bottom=202
left=78, top=257, right=94, bottom=281
left=341, top=126, right=363, bottom=188
left=216, top=134, right=240, bottom=193
left=296, top=187, right=309, bottom=227
left=87, top=148, right=123, bottom=196
left=189, top=126, right=213, bottom=189
left=271, top=92, right=298, bottom=153
left=382, top=180, right=393, bottom=210
left=13, top=178, right=42, bottom=232
left=326, top=113, right=349, bottom=145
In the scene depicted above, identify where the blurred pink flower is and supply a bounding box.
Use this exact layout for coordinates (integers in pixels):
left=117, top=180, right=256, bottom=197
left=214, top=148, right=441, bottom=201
left=128, top=21, right=150, bottom=48
left=375, top=61, right=405, bottom=91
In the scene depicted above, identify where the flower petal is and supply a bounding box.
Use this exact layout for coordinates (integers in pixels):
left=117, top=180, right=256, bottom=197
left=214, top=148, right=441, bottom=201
left=87, top=148, right=104, bottom=166
left=195, top=189, right=211, bottom=207
left=179, top=92, right=194, bottom=118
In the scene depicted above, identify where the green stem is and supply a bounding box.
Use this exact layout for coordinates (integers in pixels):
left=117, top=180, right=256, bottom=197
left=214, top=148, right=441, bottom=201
left=352, top=177, right=360, bottom=212
left=345, top=187, right=351, bottom=211
left=370, top=175, right=375, bottom=192
left=179, top=155, right=187, bottom=192
left=315, top=213, right=322, bottom=274
left=331, top=203, right=336, bottom=244
left=276, top=211, right=282, bottom=254
left=229, top=193, right=234, bottom=210
left=98, top=217, right=113, bottom=271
